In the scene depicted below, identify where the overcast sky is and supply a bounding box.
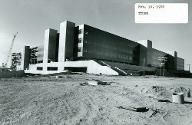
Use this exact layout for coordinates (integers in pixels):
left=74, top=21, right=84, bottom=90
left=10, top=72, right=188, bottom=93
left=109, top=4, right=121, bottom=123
left=0, top=0, right=191, bottom=70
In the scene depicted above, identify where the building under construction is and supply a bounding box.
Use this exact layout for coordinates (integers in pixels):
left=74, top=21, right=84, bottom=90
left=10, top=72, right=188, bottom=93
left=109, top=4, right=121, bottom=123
left=22, top=21, right=185, bottom=76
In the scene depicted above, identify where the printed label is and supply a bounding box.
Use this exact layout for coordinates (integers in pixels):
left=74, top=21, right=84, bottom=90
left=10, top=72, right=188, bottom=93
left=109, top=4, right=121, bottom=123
left=135, top=3, right=188, bottom=23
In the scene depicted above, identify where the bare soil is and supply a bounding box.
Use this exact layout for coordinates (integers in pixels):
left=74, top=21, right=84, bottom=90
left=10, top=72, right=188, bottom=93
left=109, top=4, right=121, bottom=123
left=0, top=74, right=192, bottom=125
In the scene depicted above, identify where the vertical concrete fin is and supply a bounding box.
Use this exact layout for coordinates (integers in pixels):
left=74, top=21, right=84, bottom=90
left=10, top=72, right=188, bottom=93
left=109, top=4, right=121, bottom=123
left=43, top=28, right=58, bottom=63
left=43, top=29, right=50, bottom=63
left=22, top=46, right=30, bottom=70
left=58, top=21, right=75, bottom=62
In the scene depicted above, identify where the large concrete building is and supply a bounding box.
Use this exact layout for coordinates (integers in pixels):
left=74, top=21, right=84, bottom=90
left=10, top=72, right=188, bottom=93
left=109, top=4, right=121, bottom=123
left=24, top=21, right=185, bottom=75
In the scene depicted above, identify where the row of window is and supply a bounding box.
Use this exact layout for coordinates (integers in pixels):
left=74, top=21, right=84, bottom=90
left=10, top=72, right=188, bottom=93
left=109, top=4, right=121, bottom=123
left=79, top=29, right=83, bottom=34
left=78, top=38, right=82, bottom=43
left=78, top=47, right=83, bottom=52
left=78, top=29, right=88, bottom=35
left=78, top=39, right=89, bottom=44
left=37, top=67, right=58, bottom=71
left=78, top=38, right=88, bottom=43
left=78, top=29, right=84, bottom=58
left=78, top=27, right=88, bottom=43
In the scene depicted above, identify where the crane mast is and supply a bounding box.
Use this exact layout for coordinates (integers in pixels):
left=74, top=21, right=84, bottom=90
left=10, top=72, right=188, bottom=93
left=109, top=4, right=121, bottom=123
left=4, top=32, right=18, bottom=68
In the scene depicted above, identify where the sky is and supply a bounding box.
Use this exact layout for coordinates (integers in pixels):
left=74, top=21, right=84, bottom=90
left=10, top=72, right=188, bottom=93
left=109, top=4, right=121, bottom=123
left=0, top=0, right=191, bottom=70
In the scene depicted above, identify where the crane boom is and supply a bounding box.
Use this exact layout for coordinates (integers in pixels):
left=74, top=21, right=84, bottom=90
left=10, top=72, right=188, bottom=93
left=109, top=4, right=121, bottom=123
left=5, top=32, right=18, bottom=67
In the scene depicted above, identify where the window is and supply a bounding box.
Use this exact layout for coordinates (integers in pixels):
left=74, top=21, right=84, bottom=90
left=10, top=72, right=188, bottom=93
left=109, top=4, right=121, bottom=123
left=79, top=29, right=82, bottom=34
left=77, top=52, right=83, bottom=57
left=78, top=38, right=82, bottom=43
left=129, top=57, right=132, bottom=61
left=78, top=47, right=82, bottom=52
left=64, top=67, right=87, bottom=73
left=47, top=67, right=58, bottom=71
left=37, top=67, right=43, bottom=70
left=84, top=49, right=88, bottom=52
left=37, top=60, right=43, bottom=63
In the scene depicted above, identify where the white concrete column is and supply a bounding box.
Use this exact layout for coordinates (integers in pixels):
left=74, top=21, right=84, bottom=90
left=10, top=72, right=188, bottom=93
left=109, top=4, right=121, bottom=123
left=43, top=29, right=50, bottom=63
left=58, top=22, right=67, bottom=62
left=58, top=21, right=75, bottom=62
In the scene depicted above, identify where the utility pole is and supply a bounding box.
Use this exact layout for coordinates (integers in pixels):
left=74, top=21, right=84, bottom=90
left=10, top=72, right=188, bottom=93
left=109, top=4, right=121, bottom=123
left=158, top=56, right=168, bottom=76
left=187, top=64, right=191, bottom=72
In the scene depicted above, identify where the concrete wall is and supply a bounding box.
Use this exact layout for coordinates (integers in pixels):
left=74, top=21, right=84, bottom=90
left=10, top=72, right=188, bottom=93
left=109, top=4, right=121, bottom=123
left=138, top=40, right=153, bottom=66
left=58, top=21, right=75, bottom=62
left=26, top=60, right=118, bottom=75
left=138, top=45, right=147, bottom=66
left=177, top=57, right=184, bottom=70
left=43, top=29, right=59, bottom=63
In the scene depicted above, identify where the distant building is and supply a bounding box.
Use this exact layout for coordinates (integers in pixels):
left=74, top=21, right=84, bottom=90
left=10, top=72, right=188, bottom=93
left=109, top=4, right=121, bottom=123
left=23, top=21, right=185, bottom=75
left=11, top=52, right=22, bottom=70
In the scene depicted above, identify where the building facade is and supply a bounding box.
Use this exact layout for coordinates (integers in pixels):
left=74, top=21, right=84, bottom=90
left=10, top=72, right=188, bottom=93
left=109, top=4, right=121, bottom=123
left=23, top=21, right=185, bottom=75
left=75, top=25, right=143, bottom=65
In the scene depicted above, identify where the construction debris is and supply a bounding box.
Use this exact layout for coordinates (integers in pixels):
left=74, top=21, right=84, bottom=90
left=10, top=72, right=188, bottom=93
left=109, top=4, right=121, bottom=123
left=157, top=99, right=171, bottom=103
left=187, top=88, right=191, bottom=97
left=149, top=109, right=162, bottom=118
left=80, top=80, right=111, bottom=86
left=174, top=87, right=188, bottom=96
left=55, top=76, right=63, bottom=79
left=172, top=92, right=184, bottom=104
left=96, top=80, right=111, bottom=85
left=117, top=106, right=149, bottom=112
left=87, top=80, right=98, bottom=86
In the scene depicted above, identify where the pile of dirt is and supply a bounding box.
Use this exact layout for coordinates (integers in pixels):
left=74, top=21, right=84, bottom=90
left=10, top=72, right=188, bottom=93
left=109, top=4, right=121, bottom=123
left=174, top=87, right=187, bottom=93
left=173, top=87, right=189, bottom=96
left=145, top=86, right=171, bottom=99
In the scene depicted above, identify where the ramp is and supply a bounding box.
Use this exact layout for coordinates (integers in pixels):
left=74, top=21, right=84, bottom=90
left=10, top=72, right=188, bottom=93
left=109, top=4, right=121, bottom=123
left=96, top=60, right=156, bottom=76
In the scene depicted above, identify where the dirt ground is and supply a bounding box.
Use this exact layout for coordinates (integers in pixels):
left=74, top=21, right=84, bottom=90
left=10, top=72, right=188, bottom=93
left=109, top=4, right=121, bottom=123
left=0, top=74, right=192, bottom=125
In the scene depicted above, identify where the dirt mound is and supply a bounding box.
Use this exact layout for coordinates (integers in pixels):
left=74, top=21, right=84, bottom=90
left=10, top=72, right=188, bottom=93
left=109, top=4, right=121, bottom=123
left=145, top=86, right=171, bottom=99
left=173, top=87, right=189, bottom=96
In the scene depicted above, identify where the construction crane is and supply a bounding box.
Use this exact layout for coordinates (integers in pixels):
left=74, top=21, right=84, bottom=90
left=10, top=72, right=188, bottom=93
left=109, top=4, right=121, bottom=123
left=4, top=32, right=18, bottom=68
